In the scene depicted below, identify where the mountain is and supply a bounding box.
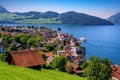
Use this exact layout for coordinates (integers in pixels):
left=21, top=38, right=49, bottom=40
left=14, top=11, right=41, bottom=19
left=0, top=5, right=114, bottom=25
left=61, top=11, right=113, bottom=25
left=14, top=11, right=59, bottom=19
left=0, top=5, right=9, bottom=13
left=107, top=12, right=120, bottom=25
left=40, top=11, right=59, bottom=18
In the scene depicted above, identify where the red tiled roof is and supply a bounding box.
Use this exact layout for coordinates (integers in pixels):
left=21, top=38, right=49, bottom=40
left=0, top=38, right=2, bottom=43
left=72, top=64, right=79, bottom=71
left=72, top=64, right=84, bottom=74
left=44, top=52, right=54, bottom=57
left=59, top=53, right=70, bottom=57
left=0, top=31, right=10, bottom=35
left=73, top=54, right=86, bottom=63
left=10, top=50, right=45, bottom=67
left=112, top=65, right=120, bottom=80
left=47, top=56, right=54, bottom=63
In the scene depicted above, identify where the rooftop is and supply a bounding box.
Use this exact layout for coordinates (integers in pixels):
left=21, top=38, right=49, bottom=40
left=0, top=38, right=2, bottom=43
left=44, top=52, right=54, bottom=57
left=112, top=65, right=120, bottom=80
left=9, top=50, right=45, bottom=67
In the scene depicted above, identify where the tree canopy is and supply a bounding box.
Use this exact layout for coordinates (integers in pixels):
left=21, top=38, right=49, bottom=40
left=51, top=56, right=67, bottom=71
left=83, top=56, right=112, bottom=80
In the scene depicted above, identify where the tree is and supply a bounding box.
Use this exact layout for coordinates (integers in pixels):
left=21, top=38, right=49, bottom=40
left=65, top=61, right=73, bottom=74
left=27, top=37, right=37, bottom=47
left=20, top=33, right=31, bottom=45
left=0, top=54, right=7, bottom=61
left=80, top=62, right=89, bottom=69
left=8, top=37, right=14, bottom=44
left=84, top=56, right=112, bottom=80
left=36, top=36, right=43, bottom=43
left=6, top=44, right=17, bottom=53
left=1, top=34, right=12, bottom=47
left=15, top=33, right=31, bottom=45
left=51, top=56, right=67, bottom=71
left=18, top=47, right=23, bottom=50
left=46, top=44, right=54, bottom=51
left=39, top=51, right=46, bottom=60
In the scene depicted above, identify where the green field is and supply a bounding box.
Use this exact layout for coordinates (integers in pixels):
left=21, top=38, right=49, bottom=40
left=0, top=61, right=86, bottom=80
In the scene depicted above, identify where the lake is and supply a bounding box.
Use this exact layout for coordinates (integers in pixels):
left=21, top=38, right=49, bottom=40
left=1, top=23, right=120, bottom=65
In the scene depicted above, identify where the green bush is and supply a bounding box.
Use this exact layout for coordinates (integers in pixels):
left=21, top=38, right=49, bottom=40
left=85, top=56, right=112, bottom=80
left=51, top=56, right=67, bottom=71
left=0, top=54, right=7, bottom=61
left=80, top=62, right=89, bottom=69
left=46, top=44, right=54, bottom=51
left=39, top=51, right=46, bottom=60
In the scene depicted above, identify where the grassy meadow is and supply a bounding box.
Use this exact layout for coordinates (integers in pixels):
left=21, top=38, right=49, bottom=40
left=0, top=61, right=86, bottom=80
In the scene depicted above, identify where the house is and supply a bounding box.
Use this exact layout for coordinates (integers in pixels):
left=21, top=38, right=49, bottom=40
left=6, top=50, right=45, bottom=68
left=44, top=52, right=54, bottom=63
left=64, top=46, right=72, bottom=54
left=57, top=50, right=71, bottom=58
left=38, top=47, right=48, bottom=52
left=46, top=56, right=54, bottom=63
left=48, top=38, right=58, bottom=44
left=10, top=29, right=22, bottom=35
left=56, top=43, right=64, bottom=50
left=59, top=33, right=66, bottom=41
left=73, top=54, right=86, bottom=65
left=112, top=65, right=120, bottom=80
left=0, top=31, right=10, bottom=36
left=70, top=38, right=80, bottom=46
left=57, top=50, right=66, bottom=56
left=44, top=52, right=54, bottom=58
left=72, top=64, right=84, bottom=75
left=70, top=38, right=76, bottom=46
left=0, top=38, right=6, bottom=53
left=71, top=47, right=78, bottom=57
left=71, top=47, right=83, bottom=57
left=66, top=62, right=84, bottom=75
left=40, top=27, right=55, bottom=43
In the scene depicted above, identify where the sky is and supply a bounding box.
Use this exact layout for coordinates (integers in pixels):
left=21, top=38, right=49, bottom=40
left=0, top=0, right=120, bottom=18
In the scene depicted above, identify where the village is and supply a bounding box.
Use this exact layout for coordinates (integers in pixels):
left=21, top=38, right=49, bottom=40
left=0, top=25, right=86, bottom=75
left=0, top=25, right=120, bottom=80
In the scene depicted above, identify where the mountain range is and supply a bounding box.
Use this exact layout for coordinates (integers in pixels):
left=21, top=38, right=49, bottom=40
left=0, top=5, right=114, bottom=25
left=0, top=5, right=9, bottom=13
left=107, top=12, right=120, bottom=25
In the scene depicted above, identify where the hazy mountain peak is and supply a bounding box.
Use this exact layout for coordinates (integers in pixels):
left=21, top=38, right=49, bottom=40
left=65, top=11, right=77, bottom=13
left=108, top=12, right=120, bottom=25
left=0, top=5, right=9, bottom=13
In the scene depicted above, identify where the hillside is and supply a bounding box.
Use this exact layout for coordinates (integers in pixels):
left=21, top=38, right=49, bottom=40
left=61, top=11, right=113, bottom=25
left=0, top=5, right=113, bottom=25
left=0, top=61, right=86, bottom=80
left=107, top=12, right=120, bottom=25
left=0, top=5, right=9, bottom=13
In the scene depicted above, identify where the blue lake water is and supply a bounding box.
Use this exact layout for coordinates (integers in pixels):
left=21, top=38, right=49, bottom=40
left=1, top=23, right=120, bottom=65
